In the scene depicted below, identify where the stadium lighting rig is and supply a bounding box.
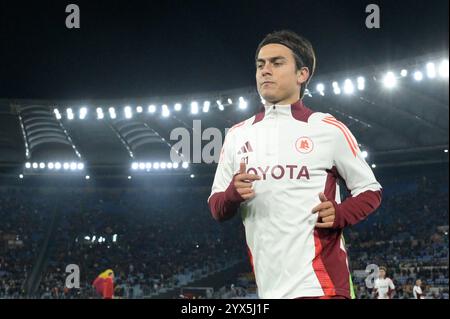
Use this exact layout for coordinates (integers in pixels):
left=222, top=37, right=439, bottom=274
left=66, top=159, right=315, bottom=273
left=238, top=96, right=248, bottom=110
left=190, top=101, right=199, bottom=115
left=414, top=71, right=424, bottom=81
left=48, top=57, right=447, bottom=120
left=161, top=104, right=171, bottom=117
left=130, top=161, right=189, bottom=172
left=148, top=104, right=157, bottom=114
left=343, top=79, right=355, bottom=95
left=24, top=161, right=85, bottom=171
left=309, top=58, right=448, bottom=96
left=174, top=103, right=182, bottom=111
left=202, top=101, right=210, bottom=113
left=382, top=71, right=397, bottom=89
left=52, top=96, right=247, bottom=120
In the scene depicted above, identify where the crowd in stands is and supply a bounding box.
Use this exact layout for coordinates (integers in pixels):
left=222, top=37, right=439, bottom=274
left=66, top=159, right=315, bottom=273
left=0, top=171, right=448, bottom=299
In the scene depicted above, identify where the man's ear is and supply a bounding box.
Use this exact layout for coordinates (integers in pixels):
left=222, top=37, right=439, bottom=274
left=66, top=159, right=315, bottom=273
left=296, top=67, right=310, bottom=86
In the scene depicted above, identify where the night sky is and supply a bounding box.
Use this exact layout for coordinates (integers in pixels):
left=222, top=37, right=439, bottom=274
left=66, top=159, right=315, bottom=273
left=0, top=0, right=448, bottom=99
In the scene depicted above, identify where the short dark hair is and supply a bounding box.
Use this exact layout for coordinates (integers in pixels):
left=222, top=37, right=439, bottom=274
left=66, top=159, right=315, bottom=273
left=379, top=266, right=387, bottom=272
left=255, top=30, right=316, bottom=99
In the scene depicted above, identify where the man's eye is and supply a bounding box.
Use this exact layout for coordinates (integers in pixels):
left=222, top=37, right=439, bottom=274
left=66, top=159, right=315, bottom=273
left=257, top=64, right=264, bottom=69
left=274, top=62, right=282, bottom=66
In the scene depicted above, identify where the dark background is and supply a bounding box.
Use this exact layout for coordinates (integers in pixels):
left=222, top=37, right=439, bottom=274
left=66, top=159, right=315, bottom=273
left=0, top=0, right=448, bottom=99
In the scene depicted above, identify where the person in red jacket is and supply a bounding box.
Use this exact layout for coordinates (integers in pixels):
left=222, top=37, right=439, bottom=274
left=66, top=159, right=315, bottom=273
left=92, top=269, right=114, bottom=299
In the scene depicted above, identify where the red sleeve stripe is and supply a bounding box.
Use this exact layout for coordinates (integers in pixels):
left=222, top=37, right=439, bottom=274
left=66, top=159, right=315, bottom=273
left=322, top=118, right=358, bottom=157
left=323, top=117, right=359, bottom=152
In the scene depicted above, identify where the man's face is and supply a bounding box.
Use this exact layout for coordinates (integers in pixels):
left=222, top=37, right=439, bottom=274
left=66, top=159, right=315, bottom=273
left=417, top=280, right=422, bottom=286
left=256, top=43, right=308, bottom=104
left=379, top=269, right=386, bottom=279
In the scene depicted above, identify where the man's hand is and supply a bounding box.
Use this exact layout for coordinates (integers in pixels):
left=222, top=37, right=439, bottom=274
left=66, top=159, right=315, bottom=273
left=234, top=162, right=261, bottom=200
left=311, top=192, right=336, bottom=228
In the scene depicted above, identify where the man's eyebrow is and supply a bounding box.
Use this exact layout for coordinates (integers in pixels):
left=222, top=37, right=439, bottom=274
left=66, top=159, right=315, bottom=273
left=256, top=56, right=287, bottom=63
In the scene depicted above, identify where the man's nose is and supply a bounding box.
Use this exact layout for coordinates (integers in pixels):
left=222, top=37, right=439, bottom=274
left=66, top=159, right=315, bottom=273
left=260, top=64, right=272, bottom=77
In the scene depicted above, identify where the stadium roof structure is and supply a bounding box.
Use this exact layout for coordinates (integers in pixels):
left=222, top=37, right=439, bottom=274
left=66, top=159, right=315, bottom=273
left=0, top=53, right=448, bottom=178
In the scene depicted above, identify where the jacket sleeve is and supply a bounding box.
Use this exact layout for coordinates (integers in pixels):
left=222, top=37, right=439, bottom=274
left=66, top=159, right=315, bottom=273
left=326, top=117, right=383, bottom=229
left=207, top=129, right=244, bottom=222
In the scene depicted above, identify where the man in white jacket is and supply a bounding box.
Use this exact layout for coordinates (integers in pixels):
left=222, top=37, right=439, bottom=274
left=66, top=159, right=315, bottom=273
left=413, top=279, right=424, bottom=299
left=208, top=30, right=382, bottom=299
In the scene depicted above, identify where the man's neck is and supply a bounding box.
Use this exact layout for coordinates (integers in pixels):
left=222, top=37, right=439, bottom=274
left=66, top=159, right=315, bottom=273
left=265, top=97, right=300, bottom=107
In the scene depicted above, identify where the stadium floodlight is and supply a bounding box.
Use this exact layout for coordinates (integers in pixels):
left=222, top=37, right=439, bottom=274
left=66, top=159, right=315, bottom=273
left=136, top=106, right=143, bottom=113
left=96, top=108, right=104, bottom=120
left=343, top=79, right=354, bottom=95
left=203, top=101, right=211, bottom=113
left=67, top=108, right=74, bottom=120
left=62, top=162, right=69, bottom=170
left=39, top=162, right=45, bottom=169
left=148, top=104, right=156, bottom=113
left=124, top=106, right=133, bottom=119
left=332, top=81, right=341, bottom=95
left=79, top=107, right=88, bottom=120
left=316, top=83, right=325, bottom=96
left=439, top=59, right=449, bottom=78
left=55, top=162, right=62, bottom=170
left=371, top=164, right=376, bottom=168
left=174, top=103, right=182, bottom=111
left=426, top=62, right=436, bottom=78
left=216, top=100, right=224, bottom=111
left=112, top=234, right=117, bottom=242
left=159, top=162, right=166, bottom=169
left=162, top=104, right=170, bottom=118
left=153, top=162, right=160, bottom=170
left=361, top=150, right=368, bottom=158
left=167, top=162, right=173, bottom=169
left=444, top=149, right=448, bottom=153
left=48, top=162, right=54, bottom=170
left=145, top=162, right=152, bottom=170
left=85, top=175, right=90, bottom=180
left=32, top=162, right=38, bottom=169
left=139, top=162, right=145, bottom=170
left=84, top=236, right=90, bottom=241
left=77, top=163, right=84, bottom=170
left=357, top=77, right=365, bottom=91
left=173, top=162, right=179, bottom=169
left=227, top=98, right=233, bottom=104
left=127, top=176, right=132, bottom=180
left=54, top=109, right=62, bottom=120
left=382, top=71, right=397, bottom=88
left=182, top=162, right=189, bottom=169
left=414, top=71, right=423, bottom=81
left=190, top=101, right=199, bottom=115
left=400, top=69, right=408, bottom=77
left=19, top=174, right=24, bottom=179
left=190, top=174, right=195, bottom=179
left=25, top=162, right=31, bottom=169
left=70, top=162, right=77, bottom=171
left=131, top=162, right=138, bottom=170
left=238, top=97, right=248, bottom=110
left=108, top=107, right=117, bottom=119
left=414, top=71, right=424, bottom=81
